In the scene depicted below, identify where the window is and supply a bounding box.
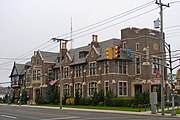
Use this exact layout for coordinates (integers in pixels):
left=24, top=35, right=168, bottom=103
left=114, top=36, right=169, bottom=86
left=135, top=57, right=141, bottom=74
left=104, top=81, right=109, bottom=96
left=88, top=82, right=97, bottom=96
left=33, top=71, right=36, bottom=80
left=118, top=81, right=127, bottom=96
left=89, top=62, right=96, bottom=75
left=37, top=70, right=41, bottom=80
left=118, top=61, right=127, bottom=74
left=136, top=43, right=139, bottom=51
left=75, top=65, right=83, bottom=77
left=48, top=69, right=53, bottom=79
left=63, top=67, right=69, bottom=78
left=75, top=83, right=82, bottom=96
left=33, top=70, right=41, bottom=80
left=123, top=42, right=126, bottom=49
left=63, top=84, right=70, bottom=96
left=26, top=73, right=30, bottom=83
left=36, top=58, right=40, bottom=65
left=152, top=57, right=160, bottom=74
left=104, top=61, right=109, bottom=74
left=79, top=51, right=88, bottom=58
left=55, top=70, right=59, bottom=80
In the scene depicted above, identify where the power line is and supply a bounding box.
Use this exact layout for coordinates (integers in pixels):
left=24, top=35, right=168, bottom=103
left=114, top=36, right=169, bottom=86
left=0, top=1, right=157, bottom=68
left=56, top=0, right=156, bottom=39
left=73, top=7, right=159, bottom=40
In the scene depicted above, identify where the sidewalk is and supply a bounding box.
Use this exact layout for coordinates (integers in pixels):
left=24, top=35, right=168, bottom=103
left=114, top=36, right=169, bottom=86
left=1, top=104, right=180, bottom=118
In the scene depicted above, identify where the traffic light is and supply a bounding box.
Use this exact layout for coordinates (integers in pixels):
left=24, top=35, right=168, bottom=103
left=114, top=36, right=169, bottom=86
left=114, top=45, right=120, bottom=59
left=172, top=84, right=175, bottom=91
left=106, top=47, right=112, bottom=60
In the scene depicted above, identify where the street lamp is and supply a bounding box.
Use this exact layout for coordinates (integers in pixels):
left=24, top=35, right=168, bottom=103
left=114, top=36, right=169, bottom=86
left=51, top=38, right=70, bottom=109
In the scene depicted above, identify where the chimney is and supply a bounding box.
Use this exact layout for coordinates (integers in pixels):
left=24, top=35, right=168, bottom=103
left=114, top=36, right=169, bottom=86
left=61, top=42, right=66, bottom=49
left=61, top=42, right=67, bottom=57
left=91, top=35, right=99, bottom=47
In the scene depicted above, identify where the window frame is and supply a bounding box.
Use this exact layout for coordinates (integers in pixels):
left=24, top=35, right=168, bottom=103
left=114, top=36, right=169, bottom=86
left=135, top=56, right=141, bottom=75
left=88, top=81, right=97, bottom=96
left=118, top=81, right=128, bottom=97
left=89, top=62, right=96, bottom=76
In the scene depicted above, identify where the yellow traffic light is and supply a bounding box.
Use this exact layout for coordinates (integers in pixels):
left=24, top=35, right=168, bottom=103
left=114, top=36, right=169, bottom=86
left=106, top=47, right=112, bottom=60
left=114, top=45, right=120, bottom=59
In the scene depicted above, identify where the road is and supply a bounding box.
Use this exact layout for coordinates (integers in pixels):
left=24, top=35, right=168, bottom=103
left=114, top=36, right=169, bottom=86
left=0, top=104, right=179, bottom=120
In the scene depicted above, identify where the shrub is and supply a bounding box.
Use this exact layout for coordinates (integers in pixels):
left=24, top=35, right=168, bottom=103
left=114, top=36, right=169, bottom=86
left=98, top=102, right=104, bottom=106
left=14, top=99, right=18, bottom=104
left=132, top=91, right=150, bottom=107
left=53, top=99, right=59, bottom=105
left=66, top=98, right=75, bottom=105
left=79, top=98, right=92, bottom=105
left=112, top=98, right=132, bottom=107
left=91, top=90, right=104, bottom=106
left=104, top=90, right=114, bottom=106
left=35, top=96, right=45, bottom=104
left=75, top=90, right=81, bottom=105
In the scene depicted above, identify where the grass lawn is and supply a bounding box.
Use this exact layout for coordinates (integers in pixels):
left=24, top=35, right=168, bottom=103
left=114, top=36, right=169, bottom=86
left=34, top=104, right=149, bottom=112
left=165, top=108, right=180, bottom=114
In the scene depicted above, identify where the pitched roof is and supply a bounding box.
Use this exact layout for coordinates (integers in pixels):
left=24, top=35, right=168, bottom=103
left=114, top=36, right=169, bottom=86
left=15, top=63, right=25, bottom=75
left=39, top=51, right=59, bottom=63
left=69, top=45, right=91, bottom=65
left=67, top=38, right=130, bottom=66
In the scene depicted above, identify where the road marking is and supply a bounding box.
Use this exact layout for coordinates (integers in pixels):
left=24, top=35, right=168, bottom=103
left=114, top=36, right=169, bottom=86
left=1, top=115, right=16, bottom=119
left=40, top=116, right=80, bottom=120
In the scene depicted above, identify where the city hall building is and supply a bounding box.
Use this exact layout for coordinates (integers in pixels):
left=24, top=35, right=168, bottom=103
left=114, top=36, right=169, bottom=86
left=10, top=27, right=167, bottom=103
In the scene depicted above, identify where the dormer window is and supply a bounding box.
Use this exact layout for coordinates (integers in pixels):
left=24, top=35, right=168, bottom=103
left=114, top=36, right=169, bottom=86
left=79, top=51, right=88, bottom=58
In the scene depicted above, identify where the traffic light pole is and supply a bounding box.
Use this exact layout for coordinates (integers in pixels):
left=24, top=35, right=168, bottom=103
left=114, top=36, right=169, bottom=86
left=155, top=0, right=170, bottom=115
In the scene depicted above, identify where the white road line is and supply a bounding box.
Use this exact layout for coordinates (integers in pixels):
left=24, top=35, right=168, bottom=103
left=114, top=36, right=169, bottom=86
left=1, top=115, right=17, bottom=119
left=40, top=116, right=80, bottom=120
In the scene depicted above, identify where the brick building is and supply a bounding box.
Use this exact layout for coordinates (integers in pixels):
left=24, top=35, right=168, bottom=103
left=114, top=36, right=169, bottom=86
left=10, top=27, right=167, bottom=103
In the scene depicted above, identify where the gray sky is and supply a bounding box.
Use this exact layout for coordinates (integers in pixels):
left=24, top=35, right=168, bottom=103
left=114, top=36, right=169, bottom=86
left=0, top=0, right=180, bottom=87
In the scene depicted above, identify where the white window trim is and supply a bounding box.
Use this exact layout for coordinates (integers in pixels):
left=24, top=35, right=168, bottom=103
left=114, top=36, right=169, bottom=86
left=118, top=61, right=128, bottom=75
left=104, top=61, right=109, bottom=74
left=87, top=81, right=98, bottom=97
left=123, top=42, right=126, bottom=49
left=118, top=81, right=128, bottom=97
left=135, top=56, right=141, bottom=75
left=74, top=82, right=83, bottom=97
left=104, top=80, right=109, bottom=96
left=63, top=83, right=70, bottom=97
left=89, top=61, right=96, bottom=76
left=63, top=66, right=70, bottom=79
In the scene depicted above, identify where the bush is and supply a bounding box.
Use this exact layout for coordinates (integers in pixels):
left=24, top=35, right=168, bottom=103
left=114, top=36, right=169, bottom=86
left=112, top=98, right=132, bottom=107
left=14, top=99, right=18, bottom=104
left=104, top=90, right=114, bottom=106
left=35, top=96, right=45, bottom=104
left=53, top=99, right=59, bottom=105
left=79, top=98, right=92, bottom=105
left=66, top=98, right=75, bottom=105
left=75, top=90, right=81, bottom=105
left=91, top=90, right=104, bottom=106
left=132, top=91, right=150, bottom=107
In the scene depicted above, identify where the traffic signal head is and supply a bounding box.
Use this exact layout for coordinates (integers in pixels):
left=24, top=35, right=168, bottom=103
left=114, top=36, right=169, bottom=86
left=106, top=47, right=112, bottom=60
left=114, top=45, right=120, bottom=59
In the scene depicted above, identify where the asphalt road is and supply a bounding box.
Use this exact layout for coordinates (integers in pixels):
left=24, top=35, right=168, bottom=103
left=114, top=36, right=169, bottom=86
left=0, top=105, right=179, bottom=120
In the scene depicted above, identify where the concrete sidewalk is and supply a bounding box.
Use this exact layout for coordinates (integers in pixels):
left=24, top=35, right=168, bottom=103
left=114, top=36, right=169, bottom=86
left=1, top=104, right=180, bottom=118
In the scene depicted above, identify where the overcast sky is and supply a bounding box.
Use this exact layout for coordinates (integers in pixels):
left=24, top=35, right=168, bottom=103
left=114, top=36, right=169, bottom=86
left=0, top=0, right=180, bottom=87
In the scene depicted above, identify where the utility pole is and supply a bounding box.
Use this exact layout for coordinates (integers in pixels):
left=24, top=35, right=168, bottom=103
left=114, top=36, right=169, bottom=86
left=51, top=38, right=70, bottom=109
left=155, top=0, right=170, bottom=115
